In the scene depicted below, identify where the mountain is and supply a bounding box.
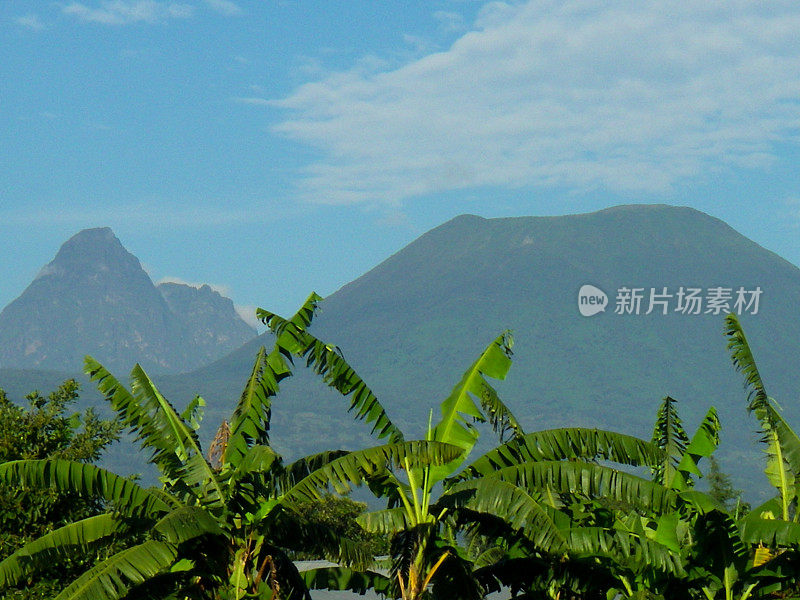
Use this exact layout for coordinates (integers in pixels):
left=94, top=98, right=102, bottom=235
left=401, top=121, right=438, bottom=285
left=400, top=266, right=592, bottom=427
left=157, top=281, right=256, bottom=366
left=157, top=204, right=800, bottom=499
left=0, top=227, right=256, bottom=374
left=2, top=206, right=799, bottom=498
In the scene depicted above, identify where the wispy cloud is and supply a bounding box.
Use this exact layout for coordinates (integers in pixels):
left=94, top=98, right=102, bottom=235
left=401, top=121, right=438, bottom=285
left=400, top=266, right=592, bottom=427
left=234, top=304, right=262, bottom=330
left=63, top=1, right=194, bottom=25
left=274, top=1, right=800, bottom=205
left=204, top=0, right=242, bottom=16
left=231, top=96, right=270, bottom=106
left=16, top=14, right=46, bottom=30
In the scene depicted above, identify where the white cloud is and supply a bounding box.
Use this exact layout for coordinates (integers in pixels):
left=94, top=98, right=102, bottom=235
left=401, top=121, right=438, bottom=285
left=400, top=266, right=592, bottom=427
left=63, top=1, right=194, bottom=25
left=274, top=1, right=800, bottom=204
left=234, top=304, right=262, bottom=330
left=205, top=0, right=242, bottom=16
left=16, top=14, right=46, bottom=30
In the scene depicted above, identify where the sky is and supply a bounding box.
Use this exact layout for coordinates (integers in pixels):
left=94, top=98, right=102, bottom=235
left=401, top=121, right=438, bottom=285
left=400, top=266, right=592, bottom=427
left=2, top=1, right=800, bottom=325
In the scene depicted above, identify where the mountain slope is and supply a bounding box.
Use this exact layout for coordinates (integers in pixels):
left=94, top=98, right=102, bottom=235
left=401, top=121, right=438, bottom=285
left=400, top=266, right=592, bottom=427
left=0, top=228, right=255, bottom=374
left=3, top=206, right=798, bottom=498
left=169, top=205, right=800, bottom=498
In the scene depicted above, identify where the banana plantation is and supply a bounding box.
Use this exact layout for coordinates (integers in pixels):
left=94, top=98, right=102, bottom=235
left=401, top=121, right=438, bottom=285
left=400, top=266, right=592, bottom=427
left=1, top=294, right=800, bottom=599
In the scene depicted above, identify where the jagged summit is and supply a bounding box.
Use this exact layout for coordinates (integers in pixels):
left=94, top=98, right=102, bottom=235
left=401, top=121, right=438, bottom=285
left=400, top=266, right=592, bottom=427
left=158, top=281, right=256, bottom=358
left=0, top=228, right=255, bottom=374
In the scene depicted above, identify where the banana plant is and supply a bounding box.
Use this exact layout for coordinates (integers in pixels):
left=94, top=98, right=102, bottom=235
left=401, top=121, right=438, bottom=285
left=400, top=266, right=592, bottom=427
left=685, top=509, right=776, bottom=600
left=265, top=295, right=724, bottom=599
left=725, top=314, right=800, bottom=523
left=259, top=301, right=524, bottom=599
left=374, top=330, right=522, bottom=600
left=441, top=425, right=693, bottom=599
left=437, top=390, right=730, bottom=600
left=713, top=314, right=800, bottom=598
left=648, top=396, right=722, bottom=545
left=644, top=314, right=800, bottom=600
left=0, top=295, right=461, bottom=600
left=651, top=396, right=721, bottom=492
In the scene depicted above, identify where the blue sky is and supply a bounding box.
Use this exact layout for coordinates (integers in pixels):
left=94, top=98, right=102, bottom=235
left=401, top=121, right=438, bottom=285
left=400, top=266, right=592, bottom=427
left=2, top=1, right=800, bottom=324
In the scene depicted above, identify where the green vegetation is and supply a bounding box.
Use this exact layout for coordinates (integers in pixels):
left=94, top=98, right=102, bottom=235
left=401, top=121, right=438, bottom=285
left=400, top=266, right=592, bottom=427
left=0, top=380, right=121, bottom=599
left=0, top=295, right=458, bottom=600
left=290, top=494, right=388, bottom=561
left=294, top=330, right=523, bottom=600
left=1, top=295, right=800, bottom=599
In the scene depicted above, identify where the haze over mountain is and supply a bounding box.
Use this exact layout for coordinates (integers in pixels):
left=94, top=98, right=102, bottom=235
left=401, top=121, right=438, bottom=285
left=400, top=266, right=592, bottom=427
left=0, top=227, right=255, bottom=374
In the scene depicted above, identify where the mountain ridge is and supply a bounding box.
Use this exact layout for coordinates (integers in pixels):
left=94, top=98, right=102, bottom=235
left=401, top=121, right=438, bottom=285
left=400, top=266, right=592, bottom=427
left=161, top=204, right=800, bottom=499
left=2, top=205, right=798, bottom=499
left=0, top=227, right=256, bottom=374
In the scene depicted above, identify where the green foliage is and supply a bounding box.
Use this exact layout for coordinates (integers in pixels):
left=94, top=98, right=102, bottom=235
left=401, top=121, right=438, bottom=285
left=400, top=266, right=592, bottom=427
left=258, top=294, right=405, bottom=444
left=651, top=396, right=721, bottom=492
left=651, top=396, right=689, bottom=486
left=259, top=296, right=746, bottom=599
left=9, top=301, right=800, bottom=600
left=266, top=317, right=522, bottom=599
left=291, top=494, right=388, bottom=560
left=0, top=295, right=459, bottom=600
left=725, top=314, right=800, bottom=521
left=0, top=380, right=119, bottom=464
left=360, top=331, right=520, bottom=599
left=431, top=330, right=521, bottom=453
left=0, top=380, right=121, bottom=600
left=456, top=427, right=662, bottom=481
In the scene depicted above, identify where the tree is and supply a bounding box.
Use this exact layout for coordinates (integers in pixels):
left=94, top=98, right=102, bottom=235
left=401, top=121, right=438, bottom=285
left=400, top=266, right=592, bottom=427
left=437, top=393, right=730, bottom=599
left=715, top=314, right=800, bottom=598
left=290, top=494, right=388, bottom=561
left=261, top=301, right=691, bottom=599
left=707, top=457, right=749, bottom=519
left=725, top=314, right=800, bottom=523
left=265, top=316, right=525, bottom=600
left=0, top=380, right=120, bottom=599
left=0, top=294, right=460, bottom=600
left=442, top=426, right=690, bottom=599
